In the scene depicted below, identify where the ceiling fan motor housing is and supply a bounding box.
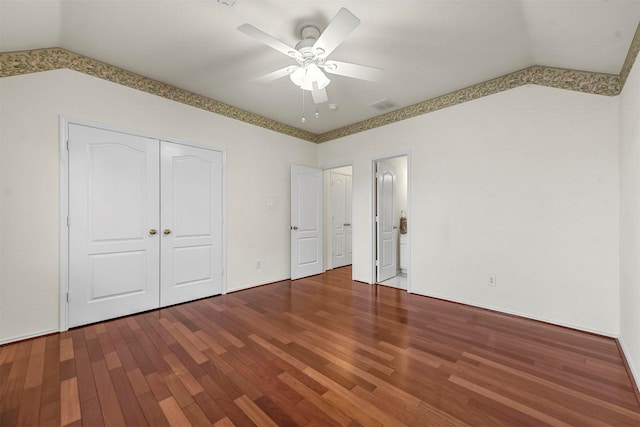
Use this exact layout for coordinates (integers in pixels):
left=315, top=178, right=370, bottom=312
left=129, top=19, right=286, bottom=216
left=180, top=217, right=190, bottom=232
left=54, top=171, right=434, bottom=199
left=295, top=25, right=324, bottom=59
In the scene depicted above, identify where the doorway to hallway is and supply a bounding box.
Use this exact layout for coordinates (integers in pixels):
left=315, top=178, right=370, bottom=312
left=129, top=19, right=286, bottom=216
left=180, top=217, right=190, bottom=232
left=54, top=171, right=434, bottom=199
left=324, top=166, right=353, bottom=271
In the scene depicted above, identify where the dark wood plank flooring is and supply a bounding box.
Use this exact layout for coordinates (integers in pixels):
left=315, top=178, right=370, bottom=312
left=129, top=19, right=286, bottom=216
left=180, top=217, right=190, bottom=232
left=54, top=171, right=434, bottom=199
left=1, top=266, right=639, bottom=426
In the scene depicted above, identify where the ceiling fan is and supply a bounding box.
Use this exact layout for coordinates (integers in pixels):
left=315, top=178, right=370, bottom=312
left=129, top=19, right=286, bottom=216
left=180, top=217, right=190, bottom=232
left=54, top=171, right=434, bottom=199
left=238, top=8, right=383, bottom=104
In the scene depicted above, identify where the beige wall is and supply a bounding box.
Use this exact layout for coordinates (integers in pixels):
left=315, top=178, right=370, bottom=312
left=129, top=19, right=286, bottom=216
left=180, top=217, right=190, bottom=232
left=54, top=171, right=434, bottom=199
left=620, top=45, right=640, bottom=388
left=0, top=67, right=628, bottom=355
left=0, top=69, right=317, bottom=343
left=318, top=84, right=620, bottom=336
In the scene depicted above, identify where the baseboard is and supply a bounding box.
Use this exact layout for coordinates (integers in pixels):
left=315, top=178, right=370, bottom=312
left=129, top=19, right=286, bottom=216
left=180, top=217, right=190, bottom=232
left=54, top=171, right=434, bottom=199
left=417, top=290, right=617, bottom=338
left=0, top=328, right=59, bottom=346
left=617, top=338, right=640, bottom=406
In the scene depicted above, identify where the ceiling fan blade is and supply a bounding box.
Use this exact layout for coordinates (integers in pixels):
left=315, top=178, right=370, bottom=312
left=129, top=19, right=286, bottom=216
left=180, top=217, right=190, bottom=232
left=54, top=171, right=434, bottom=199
left=323, top=60, right=383, bottom=81
left=313, top=8, right=360, bottom=57
left=311, top=82, right=328, bottom=104
left=238, top=23, right=297, bottom=57
left=254, top=66, right=297, bottom=83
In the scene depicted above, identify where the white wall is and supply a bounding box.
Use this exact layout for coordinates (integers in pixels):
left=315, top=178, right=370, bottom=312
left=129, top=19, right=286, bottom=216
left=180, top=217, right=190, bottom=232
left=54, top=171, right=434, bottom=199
left=620, top=53, right=640, bottom=387
left=0, top=69, right=316, bottom=343
left=318, top=85, right=620, bottom=335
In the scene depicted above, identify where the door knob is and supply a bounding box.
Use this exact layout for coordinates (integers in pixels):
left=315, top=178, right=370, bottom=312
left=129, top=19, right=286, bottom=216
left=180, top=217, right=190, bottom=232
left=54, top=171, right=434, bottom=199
left=163, top=229, right=172, bottom=235
left=291, top=226, right=298, bottom=230
left=149, top=229, right=157, bottom=235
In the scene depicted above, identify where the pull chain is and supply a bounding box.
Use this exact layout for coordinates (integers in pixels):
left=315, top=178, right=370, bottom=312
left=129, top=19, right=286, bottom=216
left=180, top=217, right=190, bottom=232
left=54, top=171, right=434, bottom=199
left=301, top=90, right=306, bottom=123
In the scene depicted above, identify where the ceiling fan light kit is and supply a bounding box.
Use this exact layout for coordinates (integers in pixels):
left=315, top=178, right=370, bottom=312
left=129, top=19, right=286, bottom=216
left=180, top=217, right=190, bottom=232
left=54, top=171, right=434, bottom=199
left=289, top=63, right=331, bottom=91
left=238, top=8, right=383, bottom=106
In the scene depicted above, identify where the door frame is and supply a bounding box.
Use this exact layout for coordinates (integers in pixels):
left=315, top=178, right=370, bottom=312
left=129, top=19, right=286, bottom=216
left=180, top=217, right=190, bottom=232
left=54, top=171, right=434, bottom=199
left=59, top=116, right=227, bottom=332
left=371, top=153, right=411, bottom=292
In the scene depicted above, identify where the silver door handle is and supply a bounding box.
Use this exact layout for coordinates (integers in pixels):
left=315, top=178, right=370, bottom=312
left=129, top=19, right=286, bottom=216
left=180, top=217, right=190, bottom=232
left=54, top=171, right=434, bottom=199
left=393, top=226, right=398, bottom=229
left=290, top=226, right=298, bottom=230
left=344, top=223, right=351, bottom=226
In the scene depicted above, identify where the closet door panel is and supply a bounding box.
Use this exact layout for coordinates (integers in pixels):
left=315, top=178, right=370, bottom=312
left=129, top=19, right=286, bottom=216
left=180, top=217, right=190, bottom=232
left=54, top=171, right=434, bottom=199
left=68, top=124, right=160, bottom=327
left=160, top=142, right=223, bottom=306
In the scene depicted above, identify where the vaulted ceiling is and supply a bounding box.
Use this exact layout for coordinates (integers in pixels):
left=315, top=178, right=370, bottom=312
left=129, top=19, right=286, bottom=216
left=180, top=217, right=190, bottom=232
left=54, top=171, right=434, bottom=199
left=2, top=0, right=640, bottom=141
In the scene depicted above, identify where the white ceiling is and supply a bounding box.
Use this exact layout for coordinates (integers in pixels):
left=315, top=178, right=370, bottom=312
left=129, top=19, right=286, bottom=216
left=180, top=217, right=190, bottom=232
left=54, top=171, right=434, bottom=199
left=2, top=0, right=640, bottom=135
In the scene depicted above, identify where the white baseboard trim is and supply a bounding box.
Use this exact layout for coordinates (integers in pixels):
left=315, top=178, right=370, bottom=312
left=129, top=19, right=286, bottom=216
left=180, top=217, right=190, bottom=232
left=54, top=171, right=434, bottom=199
left=617, top=337, right=640, bottom=399
left=0, top=328, right=59, bottom=346
left=416, top=290, right=618, bottom=338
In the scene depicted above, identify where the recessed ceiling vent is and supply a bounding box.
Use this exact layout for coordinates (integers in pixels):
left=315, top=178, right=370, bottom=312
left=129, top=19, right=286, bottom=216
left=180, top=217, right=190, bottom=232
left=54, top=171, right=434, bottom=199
left=370, top=98, right=397, bottom=112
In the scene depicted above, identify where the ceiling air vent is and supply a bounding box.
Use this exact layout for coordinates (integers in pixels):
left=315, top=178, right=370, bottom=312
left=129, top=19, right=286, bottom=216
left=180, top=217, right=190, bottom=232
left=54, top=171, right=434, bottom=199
left=370, top=98, right=398, bottom=112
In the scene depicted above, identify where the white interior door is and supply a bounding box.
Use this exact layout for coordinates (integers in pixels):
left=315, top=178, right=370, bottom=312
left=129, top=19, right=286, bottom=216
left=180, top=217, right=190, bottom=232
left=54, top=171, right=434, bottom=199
left=160, top=142, right=223, bottom=306
left=291, top=164, right=323, bottom=280
left=331, top=172, right=353, bottom=268
left=346, top=175, right=353, bottom=265
left=68, top=124, right=160, bottom=328
left=377, top=168, right=397, bottom=282
left=332, top=172, right=347, bottom=268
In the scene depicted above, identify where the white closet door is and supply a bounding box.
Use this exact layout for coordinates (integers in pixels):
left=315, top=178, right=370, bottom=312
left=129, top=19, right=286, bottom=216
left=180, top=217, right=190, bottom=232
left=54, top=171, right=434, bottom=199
left=160, top=142, right=223, bottom=306
left=68, top=125, right=160, bottom=328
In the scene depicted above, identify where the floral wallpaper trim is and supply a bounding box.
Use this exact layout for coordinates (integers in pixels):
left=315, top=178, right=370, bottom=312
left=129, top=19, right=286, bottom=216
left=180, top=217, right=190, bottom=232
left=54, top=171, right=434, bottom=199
left=316, top=66, right=620, bottom=143
left=0, top=48, right=318, bottom=143
left=620, top=22, right=640, bottom=88
left=0, top=47, right=628, bottom=144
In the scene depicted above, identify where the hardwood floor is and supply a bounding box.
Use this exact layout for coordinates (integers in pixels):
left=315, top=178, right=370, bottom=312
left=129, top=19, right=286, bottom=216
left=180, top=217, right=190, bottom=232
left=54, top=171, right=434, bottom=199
left=1, top=266, right=639, bottom=426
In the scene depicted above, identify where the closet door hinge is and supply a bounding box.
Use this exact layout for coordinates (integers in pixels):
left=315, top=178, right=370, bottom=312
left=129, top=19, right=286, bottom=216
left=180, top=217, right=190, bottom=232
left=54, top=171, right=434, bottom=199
left=221, top=268, right=224, bottom=277
left=66, top=292, right=70, bottom=303
left=67, top=216, right=70, bottom=227
left=375, top=260, right=380, bottom=267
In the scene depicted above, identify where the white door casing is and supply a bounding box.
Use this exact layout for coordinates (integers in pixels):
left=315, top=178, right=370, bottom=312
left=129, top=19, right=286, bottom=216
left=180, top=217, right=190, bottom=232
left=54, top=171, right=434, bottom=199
left=160, top=142, right=223, bottom=306
left=331, top=172, right=352, bottom=268
left=376, top=168, right=397, bottom=282
left=68, top=125, right=160, bottom=328
left=291, top=164, right=323, bottom=280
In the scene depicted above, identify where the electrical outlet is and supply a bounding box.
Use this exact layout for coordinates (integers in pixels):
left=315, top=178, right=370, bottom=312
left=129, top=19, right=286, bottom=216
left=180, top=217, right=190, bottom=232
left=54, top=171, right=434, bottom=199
left=256, top=260, right=261, bottom=268
left=488, top=275, right=496, bottom=287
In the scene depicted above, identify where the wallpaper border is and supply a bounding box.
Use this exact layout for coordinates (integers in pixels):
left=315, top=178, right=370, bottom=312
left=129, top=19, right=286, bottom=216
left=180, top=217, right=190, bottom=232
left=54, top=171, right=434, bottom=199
left=316, top=66, right=620, bottom=143
left=620, top=21, right=640, bottom=88
left=1, top=35, right=636, bottom=144
left=0, top=48, right=318, bottom=142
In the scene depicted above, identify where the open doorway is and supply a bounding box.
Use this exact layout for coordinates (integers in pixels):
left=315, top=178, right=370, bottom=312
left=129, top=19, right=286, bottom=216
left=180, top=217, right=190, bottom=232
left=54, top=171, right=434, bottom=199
left=374, top=156, right=408, bottom=289
left=324, top=166, right=353, bottom=271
